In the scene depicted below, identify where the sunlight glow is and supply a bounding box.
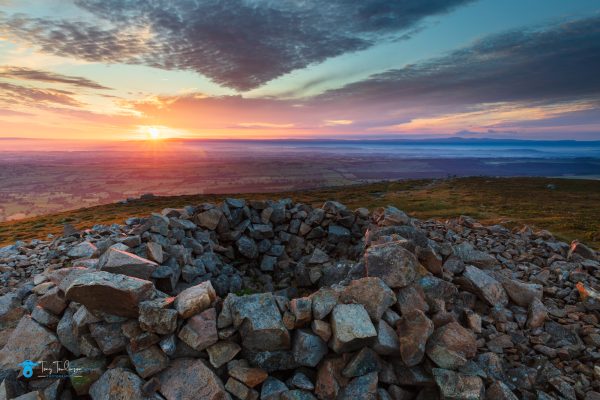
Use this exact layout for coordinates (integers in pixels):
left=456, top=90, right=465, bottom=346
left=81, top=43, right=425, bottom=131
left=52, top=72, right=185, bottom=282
left=148, top=127, right=161, bottom=140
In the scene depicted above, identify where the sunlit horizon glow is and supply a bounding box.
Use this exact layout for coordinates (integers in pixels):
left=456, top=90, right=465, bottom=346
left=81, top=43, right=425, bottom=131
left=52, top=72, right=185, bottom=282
left=1, top=0, right=600, bottom=146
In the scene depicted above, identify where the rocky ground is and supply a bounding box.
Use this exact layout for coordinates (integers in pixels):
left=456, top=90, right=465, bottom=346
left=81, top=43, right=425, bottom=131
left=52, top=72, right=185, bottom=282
left=0, top=198, right=598, bottom=399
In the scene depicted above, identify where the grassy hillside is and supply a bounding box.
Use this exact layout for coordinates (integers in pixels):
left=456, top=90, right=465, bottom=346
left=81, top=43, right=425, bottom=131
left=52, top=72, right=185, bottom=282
left=1, top=177, right=599, bottom=248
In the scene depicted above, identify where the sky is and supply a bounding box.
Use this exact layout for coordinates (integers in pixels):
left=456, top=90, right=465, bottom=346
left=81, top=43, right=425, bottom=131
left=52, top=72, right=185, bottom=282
left=0, top=0, right=600, bottom=143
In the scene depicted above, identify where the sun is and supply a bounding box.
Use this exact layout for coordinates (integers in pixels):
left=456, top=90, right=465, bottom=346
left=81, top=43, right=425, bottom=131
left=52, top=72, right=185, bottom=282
left=148, top=127, right=160, bottom=140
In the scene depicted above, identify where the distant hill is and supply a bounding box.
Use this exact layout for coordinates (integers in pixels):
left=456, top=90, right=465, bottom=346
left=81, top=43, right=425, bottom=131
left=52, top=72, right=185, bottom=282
left=1, top=177, right=599, bottom=248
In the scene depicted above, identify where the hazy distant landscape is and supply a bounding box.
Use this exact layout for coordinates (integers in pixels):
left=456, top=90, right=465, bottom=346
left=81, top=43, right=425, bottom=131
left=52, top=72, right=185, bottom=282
left=1, top=138, right=599, bottom=222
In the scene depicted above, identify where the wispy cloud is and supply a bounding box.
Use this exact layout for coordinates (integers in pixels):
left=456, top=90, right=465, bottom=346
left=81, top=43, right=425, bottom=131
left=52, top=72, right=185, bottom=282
left=0, top=66, right=111, bottom=89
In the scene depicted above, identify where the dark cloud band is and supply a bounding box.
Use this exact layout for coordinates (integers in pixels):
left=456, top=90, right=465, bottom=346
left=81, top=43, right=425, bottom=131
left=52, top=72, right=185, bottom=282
left=0, top=0, right=472, bottom=91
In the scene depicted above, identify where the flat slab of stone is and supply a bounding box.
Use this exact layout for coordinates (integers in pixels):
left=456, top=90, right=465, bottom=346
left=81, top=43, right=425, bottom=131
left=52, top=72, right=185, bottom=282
left=462, top=266, right=508, bottom=307
left=330, top=304, right=377, bottom=353
left=157, top=358, right=228, bottom=400
left=99, top=248, right=158, bottom=280
left=65, top=271, right=154, bottom=318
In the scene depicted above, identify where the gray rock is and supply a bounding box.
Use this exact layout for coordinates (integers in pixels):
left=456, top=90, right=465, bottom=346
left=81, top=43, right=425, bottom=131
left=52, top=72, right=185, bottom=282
left=292, top=329, right=328, bottom=367
left=236, top=236, right=259, bottom=259
left=157, top=358, right=228, bottom=400
left=67, top=241, right=97, bottom=259
left=89, top=367, right=147, bottom=400
left=426, top=322, right=477, bottom=370
left=0, top=316, right=62, bottom=369
left=139, top=297, right=178, bottom=334
left=230, top=293, right=290, bottom=352
left=330, top=304, right=377, bottom=353
left=462, top=265, right=508, bottom=307
left=362, top=242, right=418, bottom=288
left=261, top=377, right=288, bottom=400
left=99, top=248, right=158, bottom=280
left=432, top=368, right=484, bottom=400
left=453, top=242, right=497, bottom=269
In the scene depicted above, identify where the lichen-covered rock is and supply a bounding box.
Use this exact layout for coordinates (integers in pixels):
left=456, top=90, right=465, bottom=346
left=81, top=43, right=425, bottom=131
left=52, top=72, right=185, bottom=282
left=462, top=265, right=508, bottom=307
left=432, top=368, right=484, bottom=400
left=89, top=367, right=147, bottom=400
left=98, top=248, right=158, bottom=280
left=426, top=322, right=477, bottom=370
left=339, top=277, right=396, bottom=321
left=397, top=309, right=434, bottom=366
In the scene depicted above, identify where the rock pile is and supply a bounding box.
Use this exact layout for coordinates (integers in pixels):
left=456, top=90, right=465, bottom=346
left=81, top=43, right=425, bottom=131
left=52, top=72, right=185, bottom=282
left=0, top=198, right=599, bottom=399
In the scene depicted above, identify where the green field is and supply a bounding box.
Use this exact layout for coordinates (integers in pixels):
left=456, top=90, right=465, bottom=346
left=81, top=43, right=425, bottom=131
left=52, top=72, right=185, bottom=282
left=1, top=177, right=599, bottom=248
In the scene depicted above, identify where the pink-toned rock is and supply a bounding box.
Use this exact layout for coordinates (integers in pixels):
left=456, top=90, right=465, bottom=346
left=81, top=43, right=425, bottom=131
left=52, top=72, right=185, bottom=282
left=157, top=358, right=228, bottom=400
left=174, top=281, right=216, bottom=319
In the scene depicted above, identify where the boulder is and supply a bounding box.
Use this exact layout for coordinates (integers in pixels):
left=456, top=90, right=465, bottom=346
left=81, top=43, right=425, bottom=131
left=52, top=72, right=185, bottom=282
left=230, top=293, right=290, bottom=352
left=292, top=330, right=328, bottom=367
left=397, top=309, right=434, bottom=366
left=426, top=322, right=477, bottom=370
left=330, top=304, right=377, bottom=353
left=453, top=242, right=497, bottom=269
left=89, top=367, right=147, bottom=400
left=178, top=308, right=218, bottom=351
left=65, top=271, right=154, bottom=318
left=362, top=242, right=418, bottom=288
left=432, top=368, right=484, bottom=400
left=0, top=316, right=62, bottom=369
left=174, top=281, right=216, bottom=319
left=157, top=358, right=228, bottom=400
left=139, top=297, right=178, bottom=335
left=99, top=248, right=158, bottom=280
left=462, top=266, right=508, bottom=307
left=340, top=277, right=396, bottom=321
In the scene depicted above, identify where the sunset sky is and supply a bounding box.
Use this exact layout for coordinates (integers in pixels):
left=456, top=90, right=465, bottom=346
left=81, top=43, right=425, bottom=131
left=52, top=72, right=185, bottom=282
left=1, top=0, right=600, bottom=143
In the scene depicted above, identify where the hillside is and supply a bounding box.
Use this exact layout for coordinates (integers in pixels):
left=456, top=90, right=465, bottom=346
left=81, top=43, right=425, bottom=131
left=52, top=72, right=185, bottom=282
left=1, top=176, right=599, bottom=248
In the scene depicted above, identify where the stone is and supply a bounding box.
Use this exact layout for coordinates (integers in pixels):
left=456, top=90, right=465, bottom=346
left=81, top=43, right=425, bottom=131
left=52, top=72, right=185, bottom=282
left=31, top=306, right=59, bottom=329
left=65, top=271, right=154, bottom=318
left=197, top=208, right=223, bottom=230
left=453, top=242, right=497, bottom=268
left=67, top=241, right=97, bottom=258
left=309, top=248, right=329, bottom=264
left=89, top=367, right=147, bottom=400
left=174, top=281, right=217, bottom=319
left=340, top=277, right=396, bottom=321
left=89, top=322, right=127, bottom=354
left=128, top=345, right=169, bottom=378
left=310, top=288, right=339, bottom=320
left=373, top=319, right=400, bottom=356
left=178, top=308, right=218, bottom=351
left=432, top=368, right=484, bottom=400
left=485, top=381, right=519, bottom=400
left=0, top=293, right=26, bottom=332
left=37, top=287, right=67, bottom=315
left=230, top=293, right=290, bottom=351
left=0, top=316, right=62, bottom=369
left=362, top=242, right=418, bottom=288
left=494, top=274, right=543, bottom=307
left=396, top=284, right=429, bottom=315
left=315, top=357, right=348, bottom=399
left=376, top=206, right=410, bottom=226
left=426, top=322, right=477, bottom=370
left=99, top=248, right=158, bottom=280
left=311, top=320, right=332, bottom=342
left=330, top=304, right=377, bottom=353
left=290, top=297, right=312, bottom=327
left=289, top=371, right=314, bottom=390
left=69, top=356, right=106, bottom=395
left=225, top=378, right=259, bottom=400
left=527, top=297, right=548, bottom=329
left=397, top=309, right=434, bottom=366
left=237, top=236, right=259, bottom=259
left=157, top=358, right=228, bottom=400
left=292, top=329, right=328, bottom=367
left=207, top=341, right=241, bottom=368
left=139, top=297, right=178, bottom=334
left=462, top=265, right=508, bottom=307
left=57, top=308, right=81, bottom=356
left=146, top=242, right=164, bottom=264
left=229, top=367, right=268, bottom=388
left=342, top=347, right=381, bottom=378
left=261, top=377, right=288, bottom=400
left=337, top=372, right=378, bottom=400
